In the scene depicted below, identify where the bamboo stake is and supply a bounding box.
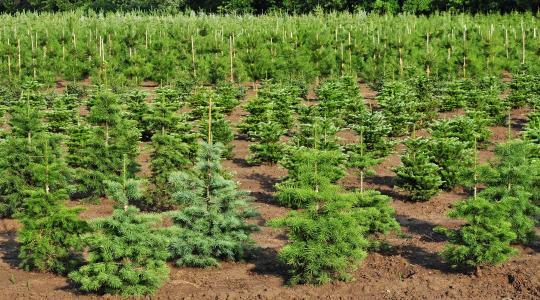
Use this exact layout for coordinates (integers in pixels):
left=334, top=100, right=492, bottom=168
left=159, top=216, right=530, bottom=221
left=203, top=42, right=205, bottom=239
left=348, top=32, right=352, bottom=73
left=463, top=25, right=467, bottom=78
left=399, top=48, right=404, bottom=77
left=17, top=38, right=21, bottom=78
left=473, top=136, right=478, bottom=200
left=229, top=35, right=234, bottom=82
left=426, top=32, right=431, bottom=77
left=208, top=97, right=213, bottom=145
left=7, top=55, right=11, bottom=78
left=505, top=28, right=509, bottom=59
left=191, top=35, right=196, bottom=78
left=31, top=32, right=36, bottom=79
left=507, top=110, right=512, bottom=141
left=521, top=21, right=526, bottom=64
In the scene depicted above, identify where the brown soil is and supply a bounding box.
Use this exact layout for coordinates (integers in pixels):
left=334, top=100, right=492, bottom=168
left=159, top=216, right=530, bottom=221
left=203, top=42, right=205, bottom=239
left=0, top=82, right=539, bottom=300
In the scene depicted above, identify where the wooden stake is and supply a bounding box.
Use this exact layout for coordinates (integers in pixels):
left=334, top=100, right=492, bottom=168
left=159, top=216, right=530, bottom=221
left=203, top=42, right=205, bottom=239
left=426, top=32, right=431, bottom=77
left=399, top=48, right=404, bottom=77
left=507, top=110, right=512, bottom=141
left=463, top=25, right=467, bottom=78
left=521, top=21, right=526, bottom=64
left=473, top=136, right=478, bottom=200
left=191, top=35, right=196, bottom=78
left=208, top=97, right=213, bottom=145
left=7, top=55, right=11, bottom=78
left=505, top=28, right=509, bottom=59
left=17, top=38, right=21, bottom=78
left=229, top=35, right=234, bottom=82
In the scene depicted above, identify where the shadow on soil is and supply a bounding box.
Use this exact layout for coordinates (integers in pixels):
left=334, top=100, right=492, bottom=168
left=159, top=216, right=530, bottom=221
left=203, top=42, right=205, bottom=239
left=231, top=157, right=251, bottom=168
left=246, top=173, right=280, bottom=193
left=0, top=232, right=20, bottom=269
left=249, top=247, right=289, bottom=280
left=396, top=215, right=448, bottom=243
left=365, top=175, right=395, bottom=189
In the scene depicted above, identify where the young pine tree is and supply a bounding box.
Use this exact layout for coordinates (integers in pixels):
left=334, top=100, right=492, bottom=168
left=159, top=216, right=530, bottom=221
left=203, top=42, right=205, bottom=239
left=346, top=129, right=384, bottom=193
left=394, top=139, right=443, bottom=201
left=69, top=158, right=169, bottom=296
left=269, top=193, right=369, bottom=285
left=167, top=141, right=257, bottom=267
left=0, top=96, right=53, bottom=216
left=475, top=140, right=540, bottom=244
left=276, top=148, right=347, bottom=208
left=291, top=112, right=341, bottom=151
left=70, top=89, right=141, bottom=199
left=247, top=120, right=287, bottom=164
left=15, top=135, right=89, bottom=274
left=435, top=197, right=517, bottom=272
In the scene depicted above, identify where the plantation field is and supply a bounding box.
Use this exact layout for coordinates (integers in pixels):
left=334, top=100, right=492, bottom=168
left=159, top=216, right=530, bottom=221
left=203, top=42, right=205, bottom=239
left=0, top=11, right=540, bottom=300
left=0, top=78, right=539, bottom=299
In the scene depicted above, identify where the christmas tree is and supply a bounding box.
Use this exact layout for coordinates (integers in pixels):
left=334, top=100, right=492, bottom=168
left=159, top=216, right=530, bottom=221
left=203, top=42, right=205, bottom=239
left=69, top=159, right=169, bottom=296
left=291, top=112, right=341, bottom=151
left=394, top=139, right=443, bottom=201
left=350, top=109, right=394, bottom=158
left=475, top=140, right=540, bottom=244
left=167, top=141, right=257, bottom=267
left=247, top=121, right=286, bottom=164
left=276, top=148, right=346, bottom=208
left=270, top=195, right=369, bottom=285
left=69, top=88, right=141, bottom=199
left=15, top=135, right=89, bottom=274
left=0, top=94, right=65, bottom=216
left=346, top=129, right=384, bottom=193
left=435, top=197, right=517, bottom=272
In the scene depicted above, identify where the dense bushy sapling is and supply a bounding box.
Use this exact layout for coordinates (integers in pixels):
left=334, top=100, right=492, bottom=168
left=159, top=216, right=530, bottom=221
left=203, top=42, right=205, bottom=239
left=276, top=148, right=346, bottom=208
left=167, top=142, right=257, bottom=267
left=69, top=163, right=169, bottom=296
left=435, top=197, right=517, bottom=271
left=394, top=139, right=443, bottom=201
left=15, top=136, right=89, bottom=274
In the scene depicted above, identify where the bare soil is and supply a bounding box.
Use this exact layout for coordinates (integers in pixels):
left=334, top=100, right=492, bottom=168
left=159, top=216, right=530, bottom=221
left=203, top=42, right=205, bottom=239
left=0, top=82, right=539, bottom=300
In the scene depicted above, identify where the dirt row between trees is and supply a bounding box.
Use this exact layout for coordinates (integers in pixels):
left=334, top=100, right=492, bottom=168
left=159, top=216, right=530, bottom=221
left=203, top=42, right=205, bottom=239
left=0, top=82, right=539, bottom=299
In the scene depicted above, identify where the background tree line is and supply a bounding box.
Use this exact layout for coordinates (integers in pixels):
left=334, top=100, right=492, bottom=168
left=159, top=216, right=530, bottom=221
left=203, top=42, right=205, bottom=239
left=1, top=0, right=539, bottom=14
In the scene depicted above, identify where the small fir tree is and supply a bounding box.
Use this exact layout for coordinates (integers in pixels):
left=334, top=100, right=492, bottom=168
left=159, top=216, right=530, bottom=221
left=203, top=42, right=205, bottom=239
left=523, top=111, right=540, bottom=151
left=69, top=161, right=169, bottom=296
left=346, top=129, right=384, bottom=193
left=291, top=113, right=341, bottom=151
left=430, top=113, right=492, bottom=148
left=15, top=136, right=89, bottom=274
left=46, top=94, right=79, bottom=134
left=350, top=109, right=394, bottom=158
left=69, top=88, right=141, bottom=199
left=409, top=137, right=473, bottom=190
left=121, top=90, right=150, bottom=140
left=394, top=139, right=443, bottom=201
left=269, top=194, right=369, bottom=285
left=475, top=140, right=540, bottom=243
left=0, top=97, right=49, bottom=216
left=435, top=197, right=518, bottom=272
left=167, top=141, right=257, bottom=267
left=351, top=190, right=401, bottom=237
left=276, top=148, right=347, bottom=208
left=247, top=121, right=286, bottom=164
left=199, top=112, right=235, bottom=158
